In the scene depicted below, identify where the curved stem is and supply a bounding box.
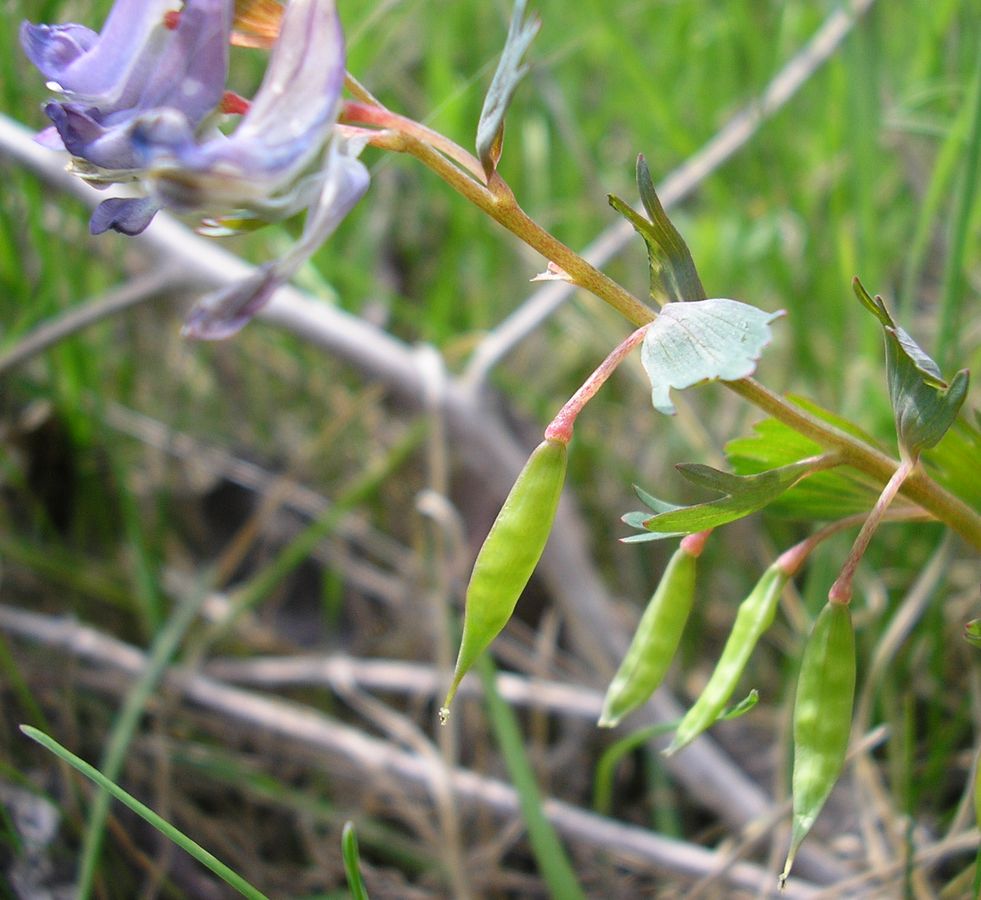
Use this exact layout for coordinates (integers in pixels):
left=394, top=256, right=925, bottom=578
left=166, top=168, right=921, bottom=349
left=342, top=101, right=487, bottom=183
left=351, top=113, right=981, bottom=550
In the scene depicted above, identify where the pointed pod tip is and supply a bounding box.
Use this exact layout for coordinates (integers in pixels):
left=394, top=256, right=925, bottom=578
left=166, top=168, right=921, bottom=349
left=780, top=842, right=799, bottom=890
left=439, top=684, right=459, bottom=722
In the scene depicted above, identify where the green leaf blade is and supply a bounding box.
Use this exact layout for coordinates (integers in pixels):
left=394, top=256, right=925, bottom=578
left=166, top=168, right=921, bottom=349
left=854, top=278, right=969, bottom=458
left=628, top=459, right=832, bottom=536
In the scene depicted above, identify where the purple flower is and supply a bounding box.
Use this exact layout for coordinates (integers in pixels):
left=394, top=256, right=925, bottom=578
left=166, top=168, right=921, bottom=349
left=21, top=0, right=175, bottom=110
left=182, top=137, right=371, bottom=339
left=22, top=0, right=370, bottom=338
left=134, top=0, right=348, bottom=217
left=23, top=0, right=232, bottom=232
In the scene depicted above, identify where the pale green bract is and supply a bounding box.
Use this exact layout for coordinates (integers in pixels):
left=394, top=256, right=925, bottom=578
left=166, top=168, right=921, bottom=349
left=641, top=299, right=784, bottom=415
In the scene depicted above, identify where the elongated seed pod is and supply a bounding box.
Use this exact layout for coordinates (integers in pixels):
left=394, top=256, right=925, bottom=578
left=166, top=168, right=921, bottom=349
left=598, top=545, right=698, bottom=728
left=780, top=600, right=856, bottom=888
left=440, top=439, right=568, bottom=718
left=665, top=563, right=788, bottom=755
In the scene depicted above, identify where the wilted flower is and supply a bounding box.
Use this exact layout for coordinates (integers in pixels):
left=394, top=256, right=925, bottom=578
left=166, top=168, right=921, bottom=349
left=22, top=0, right=369, bottom=338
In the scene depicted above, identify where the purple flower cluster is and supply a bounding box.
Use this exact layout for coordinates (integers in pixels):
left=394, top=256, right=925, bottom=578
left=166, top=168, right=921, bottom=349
left=21, top=0, right=369, bottom=338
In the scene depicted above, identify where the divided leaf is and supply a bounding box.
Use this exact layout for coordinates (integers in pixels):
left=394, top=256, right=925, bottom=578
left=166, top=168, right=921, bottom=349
left=626, top=457, right=833, bottom=537
left=608, top=155, right=706, bottom=305
left=853, top=278, right=969, bottom=459
left=640, top=299, right=784, bottom=415
left=621, top=486, right=684, bottom=543
left=725, top=399, right=884, bottom=520
left=476, top=0, right=541, bottom=180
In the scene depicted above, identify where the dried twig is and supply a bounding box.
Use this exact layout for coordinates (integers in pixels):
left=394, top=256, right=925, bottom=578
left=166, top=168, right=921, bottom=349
left=0, top=603, right=824, bottom=897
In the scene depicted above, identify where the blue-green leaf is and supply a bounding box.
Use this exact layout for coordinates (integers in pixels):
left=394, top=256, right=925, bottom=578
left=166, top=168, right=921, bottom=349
left=853, top=278, right=969, bottom=458
left=720, top=689, right=759, bottom=721
left=628, top=458, right=834, bottom=536
left=641, top=299, right=784, bottom=415
left=476, top=1, right=541, bottom=180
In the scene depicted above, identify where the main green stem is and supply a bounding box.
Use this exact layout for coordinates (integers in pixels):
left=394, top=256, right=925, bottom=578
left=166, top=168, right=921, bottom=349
left=344, top=108, right=981, bottom=550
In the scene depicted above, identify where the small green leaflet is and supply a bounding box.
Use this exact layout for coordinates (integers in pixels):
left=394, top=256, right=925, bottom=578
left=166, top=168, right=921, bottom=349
left=853, top=278, right=969, bottom=459
left=641, top=299, right=784, bottom=415
left=608, top=155, right=706, bottom=306
left=624, top=456, right=835, bottom=538
left=476, top=0, right=541, bottom=180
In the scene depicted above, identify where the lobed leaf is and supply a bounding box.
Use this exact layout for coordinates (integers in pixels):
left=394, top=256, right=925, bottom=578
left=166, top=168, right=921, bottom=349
left=627, top=457, right=833, bottom=537
left=475, top=0, right=541, bottom=180
left=853, top=277, right=969, bottom=458
left=640, top=299, right=784, bottom=415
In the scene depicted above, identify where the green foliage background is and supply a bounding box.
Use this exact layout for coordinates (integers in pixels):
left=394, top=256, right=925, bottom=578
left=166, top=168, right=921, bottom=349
left=0, top=1, right=978, bottom=896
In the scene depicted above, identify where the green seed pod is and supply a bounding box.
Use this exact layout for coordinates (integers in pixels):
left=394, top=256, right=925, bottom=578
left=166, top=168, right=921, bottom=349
left=440, top=439, right=568, bottom=719
left=598, top=545, right=698, bottom=728
left=665, top=563, right=788, bottom=755
left=780, top=600, right=856, bottom=888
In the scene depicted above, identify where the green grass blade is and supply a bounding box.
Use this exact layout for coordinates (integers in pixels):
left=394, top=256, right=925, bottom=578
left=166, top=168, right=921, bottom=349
left=76, top=582, right=213, bottom=899
left=20, top=725, right=269, bottom=900
left=935, top=37, right=981, bottom=372
left=341, top=821, right=371, bottom=900
left=478, top=655, right=586, bottom=900
left=592, top=721, right=677, bottom=817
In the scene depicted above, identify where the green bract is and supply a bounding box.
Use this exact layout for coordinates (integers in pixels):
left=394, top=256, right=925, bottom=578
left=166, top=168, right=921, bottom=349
left=598, top=544, right=698, bottom=728
left=781, top=600, right=856, bottom=888
left=666, top=562, right=788, bottom=755
left=441, top=438, right=568, bottom=717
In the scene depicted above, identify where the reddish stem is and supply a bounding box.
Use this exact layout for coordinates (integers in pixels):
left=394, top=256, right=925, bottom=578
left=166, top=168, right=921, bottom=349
left=828, top=457, right=916, bottom=604
left=221, top=91, right=251, bottom=116
left=680, top=529, right=712, bottom=558
left=544, top=325, right=650, bottom=444
left=341, top=101, right=487, bottom=183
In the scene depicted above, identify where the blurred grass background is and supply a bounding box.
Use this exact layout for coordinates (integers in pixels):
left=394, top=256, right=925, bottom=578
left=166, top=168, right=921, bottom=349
left=0, top=0, right=979, bottom=897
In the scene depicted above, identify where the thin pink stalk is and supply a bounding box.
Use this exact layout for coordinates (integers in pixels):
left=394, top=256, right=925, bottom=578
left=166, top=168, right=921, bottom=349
left=775, top=503, right=929, bottom=578
left=828, top=457, right=917, bottom=605
left=680, top=529, right=712, bottom=558
left=544, top=325, right=650, bottom=445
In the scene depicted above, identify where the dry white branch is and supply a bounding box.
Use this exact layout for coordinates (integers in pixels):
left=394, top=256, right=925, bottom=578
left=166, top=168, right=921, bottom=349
left=0, top=603, right=825, bottom=897
left=0, top=268, right=183, bottom=375
left=206, top=654, right=605, bottom=720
